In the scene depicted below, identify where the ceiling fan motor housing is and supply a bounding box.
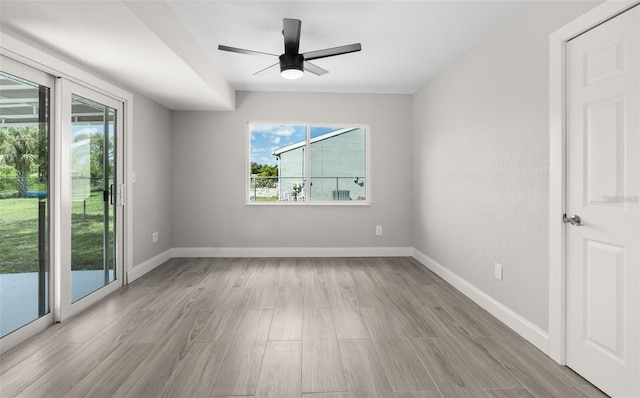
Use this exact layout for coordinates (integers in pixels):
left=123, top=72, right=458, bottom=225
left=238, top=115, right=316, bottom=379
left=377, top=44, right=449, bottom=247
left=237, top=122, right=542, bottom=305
left=279, top=53, right=304, bottom=73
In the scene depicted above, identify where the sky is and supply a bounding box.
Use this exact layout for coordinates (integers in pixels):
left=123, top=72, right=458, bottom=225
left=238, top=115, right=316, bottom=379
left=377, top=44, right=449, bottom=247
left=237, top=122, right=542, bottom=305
left=250, top=124, right=305, bottom=166
left=250, top=124, right=338, bottom=166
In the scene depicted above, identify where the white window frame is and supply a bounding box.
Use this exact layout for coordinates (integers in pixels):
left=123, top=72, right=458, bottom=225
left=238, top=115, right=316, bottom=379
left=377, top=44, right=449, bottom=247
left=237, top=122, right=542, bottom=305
left=246, top=122, right=371, bottom=206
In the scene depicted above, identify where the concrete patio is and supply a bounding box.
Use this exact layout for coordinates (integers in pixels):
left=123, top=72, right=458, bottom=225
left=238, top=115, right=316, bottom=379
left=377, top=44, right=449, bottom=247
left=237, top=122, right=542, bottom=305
left=0, top=270, right=115, bottom=337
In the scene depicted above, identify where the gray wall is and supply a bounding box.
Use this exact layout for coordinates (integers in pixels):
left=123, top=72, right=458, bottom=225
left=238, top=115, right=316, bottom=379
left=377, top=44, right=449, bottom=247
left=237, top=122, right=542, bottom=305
left=278, top=128, right=367, bottom=201
left=279, top=147, right=304, bottom=179
left=309, top=128, right=366, bottom=201
left=412, top=0, right=601, bottom=331
left=171, top=91, right=413, bottom=249
left=132, top=94, right=173, bottom=266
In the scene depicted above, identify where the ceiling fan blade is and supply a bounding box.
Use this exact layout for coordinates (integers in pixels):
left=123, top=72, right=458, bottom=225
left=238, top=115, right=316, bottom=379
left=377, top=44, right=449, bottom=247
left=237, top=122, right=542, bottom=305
left=218, top=45, right=277, bottom=58
left=303, top=43, right=361, bottom=61
left=253, top=62, right=279, bottom=76
left=283, top=18, right=301, bottom=54
left=304, top=61, right=329, bottom=76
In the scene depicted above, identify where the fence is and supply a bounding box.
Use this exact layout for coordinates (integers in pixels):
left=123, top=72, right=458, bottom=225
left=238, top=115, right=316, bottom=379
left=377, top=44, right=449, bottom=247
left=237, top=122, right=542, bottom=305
left=1, top=177, right=49, bottom=275
left=0, top=176, right=46, bottom=198
left=249, top=176, right=366, bottom=202
left=1, top=177, right=109, bottom=274
left=0, top=176, right=110, bottom=197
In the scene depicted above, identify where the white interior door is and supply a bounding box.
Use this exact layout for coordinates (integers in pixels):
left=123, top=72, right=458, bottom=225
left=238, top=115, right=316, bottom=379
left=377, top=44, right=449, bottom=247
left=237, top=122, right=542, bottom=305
left=566, top=5, right=640, bottom=397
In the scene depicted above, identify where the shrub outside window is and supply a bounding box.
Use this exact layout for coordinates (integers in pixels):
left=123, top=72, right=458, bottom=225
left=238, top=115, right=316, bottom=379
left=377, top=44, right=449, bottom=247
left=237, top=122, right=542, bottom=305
left=248, top=123, right=369, bottom=204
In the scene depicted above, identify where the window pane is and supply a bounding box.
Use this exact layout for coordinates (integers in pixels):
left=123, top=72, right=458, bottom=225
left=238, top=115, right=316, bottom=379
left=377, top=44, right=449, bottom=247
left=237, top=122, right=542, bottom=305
left=0, top=71, right=50, bottom=337
left=250, top=124, right=305, bottom=202
left=309, top=126, right=366, bottom=201
left=70, top=94, right=117, bottom=302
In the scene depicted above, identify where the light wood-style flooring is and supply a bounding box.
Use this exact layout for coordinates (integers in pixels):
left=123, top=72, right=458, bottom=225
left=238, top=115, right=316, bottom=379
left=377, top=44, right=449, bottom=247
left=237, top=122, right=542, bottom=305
left=0, top=257, right=608, bottom=397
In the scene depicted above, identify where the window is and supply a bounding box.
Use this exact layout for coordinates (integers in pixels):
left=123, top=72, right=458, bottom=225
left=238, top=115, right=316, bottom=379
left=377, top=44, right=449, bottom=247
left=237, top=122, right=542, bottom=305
left=248, top=123, right=369, bottom=204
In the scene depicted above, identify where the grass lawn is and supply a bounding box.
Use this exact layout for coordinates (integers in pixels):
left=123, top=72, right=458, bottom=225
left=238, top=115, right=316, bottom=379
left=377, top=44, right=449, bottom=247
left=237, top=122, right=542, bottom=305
left=0, top=191, right=113, bottom=274
left=250, top=195, right=279, bottom=201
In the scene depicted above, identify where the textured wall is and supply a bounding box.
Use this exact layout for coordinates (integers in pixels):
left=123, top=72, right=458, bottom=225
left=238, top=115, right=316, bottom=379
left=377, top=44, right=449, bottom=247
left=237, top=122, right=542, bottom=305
left=132, top=94, right=173, bottom=266
left=412, top=0, right=601, bottom=331
left=171, top=91, right=413, bottom=249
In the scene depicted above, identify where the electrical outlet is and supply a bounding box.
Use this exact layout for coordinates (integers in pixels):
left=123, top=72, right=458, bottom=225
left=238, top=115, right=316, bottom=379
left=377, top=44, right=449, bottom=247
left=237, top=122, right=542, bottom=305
left=152, top=232, right=158, bottom=243
left=375, top=225, right=383, bottom=236
left=131, top=172, right=136, bottom=184
left=494, top=262, right=503, bottom=281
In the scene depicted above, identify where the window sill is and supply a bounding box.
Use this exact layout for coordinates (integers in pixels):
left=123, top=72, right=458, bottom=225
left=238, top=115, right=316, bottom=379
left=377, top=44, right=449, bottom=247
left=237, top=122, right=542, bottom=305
left=246, top=200, right=371, bottom=207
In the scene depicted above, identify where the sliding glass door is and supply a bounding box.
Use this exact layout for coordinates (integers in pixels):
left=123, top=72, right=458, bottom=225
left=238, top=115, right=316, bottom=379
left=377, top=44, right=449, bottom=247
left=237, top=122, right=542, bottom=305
left=0, top=56, right=125, bottom=350
left=0, top=62, right=52, bottom=338
left=60, top=80, right=123, bottom=318
left=70, top=94, right=117, bottom=302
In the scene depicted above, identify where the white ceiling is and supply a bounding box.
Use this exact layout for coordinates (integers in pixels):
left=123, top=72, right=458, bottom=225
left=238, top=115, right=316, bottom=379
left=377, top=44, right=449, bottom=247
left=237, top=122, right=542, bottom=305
left=0, top=0, right=531, bottom=111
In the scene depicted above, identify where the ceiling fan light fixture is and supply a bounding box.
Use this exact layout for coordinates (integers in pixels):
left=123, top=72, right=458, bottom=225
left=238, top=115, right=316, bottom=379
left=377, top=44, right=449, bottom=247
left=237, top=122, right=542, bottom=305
left=218, top=18, right=362, bottom=79
left=279, top=54, right=304, bottom=80
left=281, top=68, right=304, bottom=80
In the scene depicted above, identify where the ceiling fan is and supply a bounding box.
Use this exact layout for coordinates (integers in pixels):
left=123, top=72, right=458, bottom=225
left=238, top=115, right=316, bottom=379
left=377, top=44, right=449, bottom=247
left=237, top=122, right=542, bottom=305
left=218, top=18, right=362, bottom=80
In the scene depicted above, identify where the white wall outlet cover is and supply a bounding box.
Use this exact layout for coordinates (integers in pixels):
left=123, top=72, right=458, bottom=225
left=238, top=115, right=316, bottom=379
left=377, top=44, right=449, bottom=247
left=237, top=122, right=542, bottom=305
left=494, top=263, right=503, bottom=281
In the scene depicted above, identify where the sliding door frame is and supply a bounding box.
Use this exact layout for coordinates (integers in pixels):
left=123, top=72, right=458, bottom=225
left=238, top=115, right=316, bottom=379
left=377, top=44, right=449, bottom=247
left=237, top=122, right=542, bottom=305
left=57, top=80, right=125, bottom=321
left=0, top=32, right=134, bottom=354
left=0, top=55, right=56, bottom=353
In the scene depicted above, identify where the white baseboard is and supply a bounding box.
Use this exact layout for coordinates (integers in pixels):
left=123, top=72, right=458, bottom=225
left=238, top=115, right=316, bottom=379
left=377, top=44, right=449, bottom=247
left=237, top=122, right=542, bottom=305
left=127, top=249, right=172, bottom=283
left=171, top=246, right=413, bottom=258
left=412, top=248, right=550, bottom=355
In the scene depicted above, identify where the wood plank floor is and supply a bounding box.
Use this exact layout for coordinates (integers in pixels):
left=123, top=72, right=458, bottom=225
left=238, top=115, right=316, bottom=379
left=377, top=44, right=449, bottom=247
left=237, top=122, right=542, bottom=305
left=0, top=257, right=609, bottom=398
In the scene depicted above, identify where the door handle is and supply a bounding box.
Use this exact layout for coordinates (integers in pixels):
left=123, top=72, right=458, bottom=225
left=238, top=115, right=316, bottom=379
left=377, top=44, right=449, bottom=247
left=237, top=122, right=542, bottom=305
left=103, top=185, right=114, bottom=205
left=563, top=214, right=585, bottom=226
